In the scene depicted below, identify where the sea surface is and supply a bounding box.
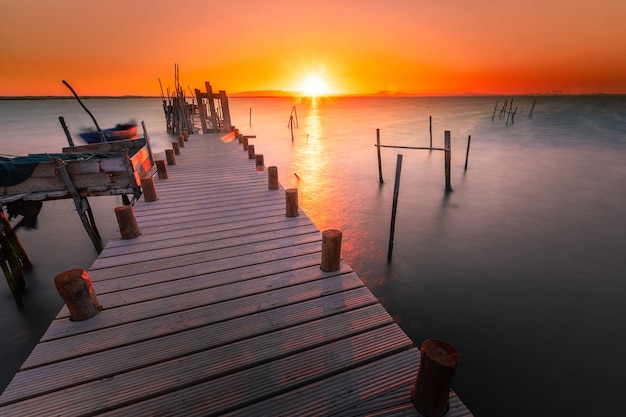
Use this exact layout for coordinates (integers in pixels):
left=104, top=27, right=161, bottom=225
left=1, top=95, right=625, bottom=416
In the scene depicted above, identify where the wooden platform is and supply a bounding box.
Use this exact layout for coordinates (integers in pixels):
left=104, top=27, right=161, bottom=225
left=0, top=133, right=472, bottom=416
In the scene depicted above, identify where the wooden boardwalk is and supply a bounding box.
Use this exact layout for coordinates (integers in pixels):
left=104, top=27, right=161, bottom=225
left=0, top=133, right=472, bottom=416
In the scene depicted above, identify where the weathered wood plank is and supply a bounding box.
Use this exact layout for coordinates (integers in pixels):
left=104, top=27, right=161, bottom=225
left=24, top=286, right=377, bottom=369
left=43, top=267, right=362, bottom=341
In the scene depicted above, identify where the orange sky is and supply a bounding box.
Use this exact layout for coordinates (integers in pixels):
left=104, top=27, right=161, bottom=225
left=1, top=0, right=625, bottom=96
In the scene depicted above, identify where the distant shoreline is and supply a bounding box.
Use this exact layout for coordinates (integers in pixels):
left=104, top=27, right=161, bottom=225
left=1, top=92, right=624, bottom=100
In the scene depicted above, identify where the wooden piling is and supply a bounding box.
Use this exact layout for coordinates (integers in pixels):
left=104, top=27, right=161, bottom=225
left=429, top=116, right=433, bottom=149
left=140, top=177, right=158, bottom=202
left=444, top=131, right=452, bottom=192
left=242, top=136, right=249, bottom=151
left=182, top=129, right=189, bottom=141
left=248, top=144, right=255, bottom=159
left=285, top=188, right=299, bottom=217
left=172, top=141, right=180, bottom=155
left=268, top=166, right=279, bottom=190
left=155, top=160, right=168, bottom=179
left=114, top=206, right=141, bottom=239
left=165, top=149, right=177, bottom=165
left=376, top=128, right=384, bottom=184
left=255, top=154, right=264, bottom=167
left=54, top=269, right=102, bottom=321
left=178, top=135, right=185, bottom=147
left=411, top=338, right=460, bottom=417
left=320, top=229, right=342, bottom=272
left=387, top=154, right=403, bottom=262
left=464, top=135, right=471, bottom=171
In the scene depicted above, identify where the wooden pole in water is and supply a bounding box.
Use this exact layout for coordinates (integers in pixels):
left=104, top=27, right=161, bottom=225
left=429, top=116, right=433, bottom=149
left=114, top=206, right=141, bottom=239
left=444, top=131, right=452, bottom=192
left=376, top=129, right=384, bottom=184
left=320, top=229, right=342, bottom=272
left=249, top=107, right=252, bottom=126
left=528, top=99, right=536, bottom=118
left=464, top=135, right=471, bottom=171
left=387, top=154, right=403, bottom=262
left=54, top=269, right=102, bottom=321
left=492, top=99, right=499, bottom=120
left=165, top=149, right=176, bottom=165
left=411, top=338, right=460, bottom=417
left=285, top=188, right=299, bottom=217
left=268, top=166, right=279, bottom=190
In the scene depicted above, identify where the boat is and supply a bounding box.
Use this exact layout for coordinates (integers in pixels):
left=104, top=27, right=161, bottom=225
left=78, top=123, right=138, bottom=143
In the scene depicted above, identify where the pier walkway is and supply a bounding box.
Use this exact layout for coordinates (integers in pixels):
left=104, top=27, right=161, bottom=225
left=0, top=133, right=471, bottom=416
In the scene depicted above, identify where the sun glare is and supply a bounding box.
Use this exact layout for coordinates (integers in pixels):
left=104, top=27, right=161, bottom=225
left=301, top=74, right=328, bottom=97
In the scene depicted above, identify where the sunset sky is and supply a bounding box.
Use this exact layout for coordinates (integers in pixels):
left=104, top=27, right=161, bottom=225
left=1, top=0, right=625, bottom=96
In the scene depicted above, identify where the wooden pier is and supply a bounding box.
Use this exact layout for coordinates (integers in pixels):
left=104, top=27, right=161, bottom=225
left=0, top=133, right=472, bottom=416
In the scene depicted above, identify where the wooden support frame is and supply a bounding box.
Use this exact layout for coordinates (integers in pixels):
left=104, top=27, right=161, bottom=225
left=53, top=158, right=103, bottom=253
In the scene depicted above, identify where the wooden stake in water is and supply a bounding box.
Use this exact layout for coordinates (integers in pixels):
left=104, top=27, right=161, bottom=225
left=444, top=131, right=452, bottom=192
left=387, top=154, right=403, bottom=262
left=376, top=129, right=384, bottom=184
left=429, top=116, right=433, bottom=149
left=464, top=135, right=471, bottom=171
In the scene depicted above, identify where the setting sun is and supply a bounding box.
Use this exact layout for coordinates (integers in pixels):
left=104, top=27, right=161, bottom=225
left=299, top=73, right=330, bottom=97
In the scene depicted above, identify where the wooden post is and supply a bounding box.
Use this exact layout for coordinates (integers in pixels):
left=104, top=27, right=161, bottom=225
left=429, top=116, right=433, bottom=149
left=194, top=88, right=209, bottom=133
left=411, top=338, right=460, bottom=417
left=242, top=136, right=249, bottom=151
left=178, top=135, right=185, bottom=147
left=249, top=107, right=252, bottom=126
left=492, top=99, right=499, bottom=120
left=528, top=99, right=536, bottom=118
left=268, top=166, right=279, bottom=190
left=320, top=229, right=342, bottom=272
left=285, top=188, right=299, bottom=217
left=376, top=128, right=384, bottom=184
left=114, top=206, right=141, bottom=239
left=387, top=154, right=403, bottom=262
left=255, top=154, right=264, bottom=167
left=444, top=131, right=452, bottom=192
left=165, top=149, right=176, bottom=165
left=172, top=141, right=180, bottom=155
left=182, top=129, right=189, bottom=141
left=248, top=144, right=255, bottom=159
left=464, top=135, right=471, bottom=171
left=140, top=177, right=158, bottom=202
left=155, top=160, right=168, bottom=179
left=54, top=269, right=102, bottom=321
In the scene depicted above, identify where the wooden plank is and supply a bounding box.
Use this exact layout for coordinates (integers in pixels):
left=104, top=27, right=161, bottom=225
left=42, top=267, right=362, bottom=340
left=0, top=325, right=411, bottom=415
left=24, top=286, right=377, bottom=369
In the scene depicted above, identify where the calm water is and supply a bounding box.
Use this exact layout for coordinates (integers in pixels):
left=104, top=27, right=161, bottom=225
left=1, top=95, right=625, bottom=416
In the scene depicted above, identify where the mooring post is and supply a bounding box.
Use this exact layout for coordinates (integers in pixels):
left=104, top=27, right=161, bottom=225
left=114, top=206, right=141, bottom=239
left=242, top=136, right=249, bottom=151
left=165, top=149, right=176, bottom=165
left=172, top=141, right=180, bottom=155
left=248, top=144, right=255, bottom=159
left=178, top=135, right=185, bottom=147
left=429, top=116, right=433, bottom=149
left=268, top=166, right=279, bottom=190
left=285, top=188, right=299, bottom=217
left=54, top=269, right=102, bottom=321
left=411, top=338, right=460, bottom=417
left=182, top=128, right=189, bottom=141
left=376, top=128, right=384, bottom=184
left=464, top=135, right=471, bottom=171
left=387, top=154, right=403, bottom=262
left=444, top=131, right=452, bottom=192
left=492, top=99, right=499, bottom=120
left=140, top=177, right=158, bottom=202
left=155, top=160, right=168, bottom=179
left=320, top=229, right=342, bottom=272
left=255, top=154, right=264, bottom=168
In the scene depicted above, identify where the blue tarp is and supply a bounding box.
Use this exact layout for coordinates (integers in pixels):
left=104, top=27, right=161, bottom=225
left=0, top=154, right=106, bottom=187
